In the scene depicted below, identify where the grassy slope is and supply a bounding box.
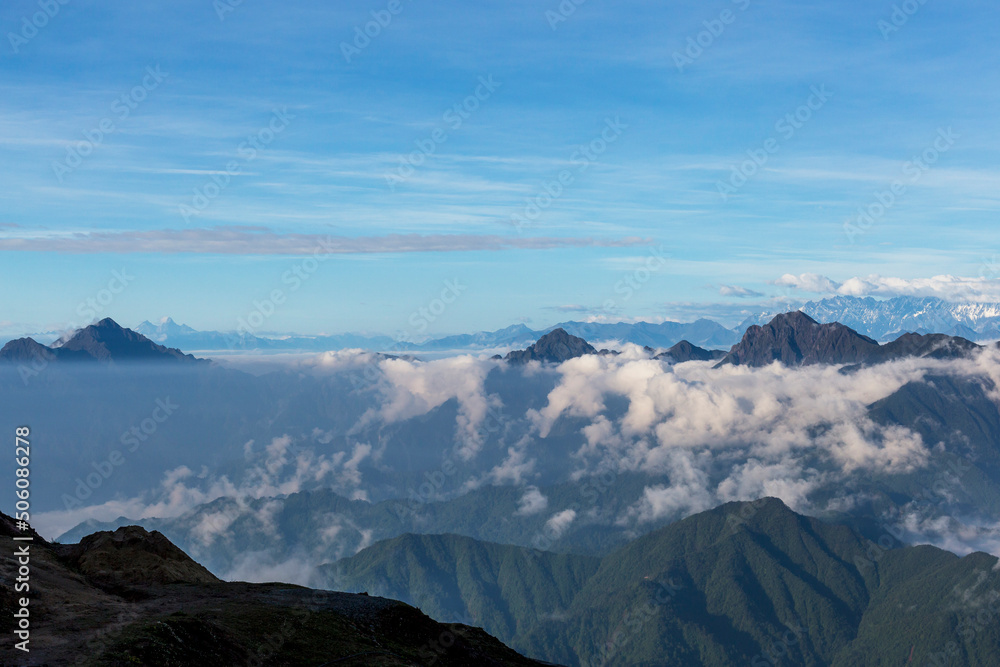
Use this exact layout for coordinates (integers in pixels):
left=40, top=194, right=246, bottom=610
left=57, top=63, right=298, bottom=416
left=327, top=499, right=1000, bottom=666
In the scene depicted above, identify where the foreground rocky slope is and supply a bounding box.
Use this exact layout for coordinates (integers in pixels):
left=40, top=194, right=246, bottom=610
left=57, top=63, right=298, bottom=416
left=0, top=511, right=549, bottom=666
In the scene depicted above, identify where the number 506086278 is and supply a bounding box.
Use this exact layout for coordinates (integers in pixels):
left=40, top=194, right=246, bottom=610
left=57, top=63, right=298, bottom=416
left=15, top=426, right=30, bottom=525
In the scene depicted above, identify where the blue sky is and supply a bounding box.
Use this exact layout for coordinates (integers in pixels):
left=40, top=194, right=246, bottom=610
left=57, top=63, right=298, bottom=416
left=1, top=0, right=999, bottom=337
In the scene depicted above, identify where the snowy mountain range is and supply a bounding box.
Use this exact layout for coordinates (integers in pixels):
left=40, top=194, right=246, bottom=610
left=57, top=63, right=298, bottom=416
left=9, top=296, right=1000, bottom=355
left=740, top=296, right=1000, bottom=342
left=132, top=317, right=741, bottom=352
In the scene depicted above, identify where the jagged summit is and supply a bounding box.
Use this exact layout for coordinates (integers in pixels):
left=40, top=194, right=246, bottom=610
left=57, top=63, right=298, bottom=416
left=878, top=331, right=980, bottom=360
left=718, top=311, right=981, bottom=368
left=657, top=339, right=727, bottom=363
left=504, top=327, right=597, bottom=364
left=0, top=336, right=60, bottom=363
left=136, top=317, right=200, bottom=342
left=0, top=318, right=202, bottom=364
left=718, top=311, right=878, bottom=367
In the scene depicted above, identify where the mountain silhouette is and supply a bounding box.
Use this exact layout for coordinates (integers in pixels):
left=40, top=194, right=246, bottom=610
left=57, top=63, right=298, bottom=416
left=0, top=318, right=202, bottom=364
left=504, top=328, right=597, bottom=364
left=718, top=311, right=980, bottom=368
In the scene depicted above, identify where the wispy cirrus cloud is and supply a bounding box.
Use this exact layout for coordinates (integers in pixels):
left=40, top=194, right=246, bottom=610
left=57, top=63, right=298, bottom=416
left=544, top=304, right=596, bottom=313
left=718, top=284, right=764, bottom=298
left=0, top=227, right=649, bottom=255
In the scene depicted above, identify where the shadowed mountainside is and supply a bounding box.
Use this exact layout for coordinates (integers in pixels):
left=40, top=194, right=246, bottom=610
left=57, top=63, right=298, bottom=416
left=503, top=328, right=597, bottom=364
left=656, top=339, right=728, bottom=363
left=717, top=311, right=981, bottom=368
left=320, top=499, right=1000, bottom=666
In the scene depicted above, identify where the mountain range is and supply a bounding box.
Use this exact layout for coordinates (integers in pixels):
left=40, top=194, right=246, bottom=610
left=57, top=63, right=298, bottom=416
left=13, top=311, right=980, bottom=373
left=97, top=296, right=1000, bottom=354
left=742, top=295, right=1000, bottom=342
left=321, top=498, right=1000, bottom=666
left=11, top=311, right=1000, bottom=663
left=127, top=317, right=743, bottom=354
left=6, top=296, right=999, bottom=355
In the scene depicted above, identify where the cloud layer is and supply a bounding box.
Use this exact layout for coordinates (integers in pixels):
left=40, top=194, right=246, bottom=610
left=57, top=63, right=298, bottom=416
left=527, top=346, right=1000, bottom=525
left=774, top=273, right=1000, bottom=302
left=35, top=346, right=1000, bottom=568
left=0, top=227, right=649, bottom=255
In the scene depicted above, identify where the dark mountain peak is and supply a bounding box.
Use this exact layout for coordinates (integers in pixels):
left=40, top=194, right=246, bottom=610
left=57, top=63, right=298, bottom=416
left=59, top=317, right=136, bottom=348
left=0, top=336, right=56, bottom=363
left=539, top=327, right=574, bottom=342
left=0, top=510, right=48, bottom=543
left=710, top=496, right=795, bottom=527
left=657, top=340, right=727, bottom=363
left=58, top=524, right=219, bottom=586
left=720, top=310, right=984, bottom=369
left=638, top=497, right=800, bottom=545
left=93, top=317, right=123, bottom=329
left=55, top=318, right=202, bottom=364
left=146, top=317, right=197, bottom=335
left=879, top=331, right=980, bottom=360
left=718, top=311, right=882, bottom=368
left=772, top=310, right=820, bottom=327
left=498, top=323, right=534, bottom=335
left=504, top=327, right=597, bottom=364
